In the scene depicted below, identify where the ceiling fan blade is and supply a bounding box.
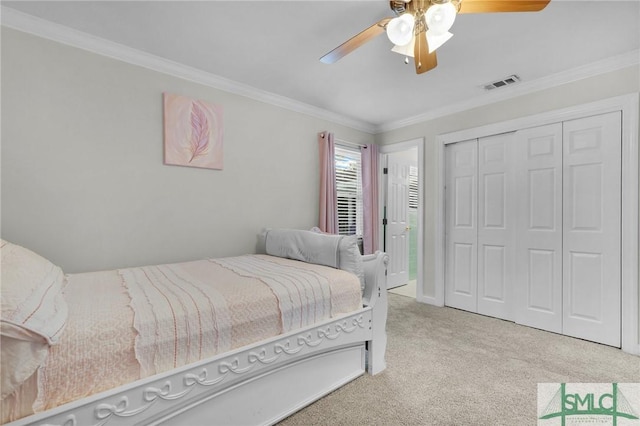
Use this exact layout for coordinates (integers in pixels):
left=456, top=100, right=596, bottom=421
left=414, top=30, right=437, bottom=74
left=320, top=18, right=392, bottom=64
left=457, top=0, right=551, bottom=14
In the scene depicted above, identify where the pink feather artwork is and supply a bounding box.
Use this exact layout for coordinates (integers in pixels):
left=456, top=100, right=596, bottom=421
left=163, top=93, right=223, bottom=170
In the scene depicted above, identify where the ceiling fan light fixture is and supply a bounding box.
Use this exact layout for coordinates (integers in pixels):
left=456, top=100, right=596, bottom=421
left=386, top=13, right=415, bottom=46
left=426, top=30, right=453, bottom=53
left=391, top=36, right=416, bottom=58
left=319, top=0, right=551, bottom=75
left=425, top=2, right=457, bottom=35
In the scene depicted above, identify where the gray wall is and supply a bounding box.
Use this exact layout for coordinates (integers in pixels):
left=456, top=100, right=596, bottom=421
left=1, top=28, right=373, bottom=273
left=375, top=65, right=640, bottom=348
left=2, top=27, right=638, bottom=340
left=374, top=65, right=639, bottom=301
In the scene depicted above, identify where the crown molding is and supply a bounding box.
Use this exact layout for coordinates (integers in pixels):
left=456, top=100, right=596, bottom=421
left=375, top=49, right=640, bottom=133
left=2, top=6, right=637, bottom=136
left=0, top=6, right=378, bottom=134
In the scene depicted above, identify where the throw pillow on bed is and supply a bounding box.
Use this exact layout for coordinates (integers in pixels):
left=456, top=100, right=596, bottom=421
left=337, top=235, right=365, bottom=292
left=263, top=228, right=365, bottom=292
left=310, top=228, right=365, bottom=291
left=0, top=240, right=68, bottom=344
left=0, top=240, right=69, bottom=398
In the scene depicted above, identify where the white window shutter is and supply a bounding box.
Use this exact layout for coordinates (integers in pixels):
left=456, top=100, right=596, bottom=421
left=409, top=166, right=418, bottom=210
left=334, top=146, right=363, bottom=236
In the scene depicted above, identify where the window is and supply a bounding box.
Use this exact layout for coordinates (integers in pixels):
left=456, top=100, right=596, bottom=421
left=409, top=165, right=419, bottom=210
left=334, top=145, right=363, bottom=236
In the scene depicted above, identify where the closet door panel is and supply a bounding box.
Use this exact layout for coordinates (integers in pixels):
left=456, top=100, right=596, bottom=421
left=514, top=123, right=563, bottom=333
left=527, top=249, right=557, bottom=312
left=477, top=133, right=515, bottom=320
left=562, top=111, right=621, bottom=347
left=445, top=140, right=478, bottom=312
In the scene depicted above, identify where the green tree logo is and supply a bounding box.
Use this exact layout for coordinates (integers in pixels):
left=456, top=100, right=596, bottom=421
left=539, top=383, right=639, bottom=425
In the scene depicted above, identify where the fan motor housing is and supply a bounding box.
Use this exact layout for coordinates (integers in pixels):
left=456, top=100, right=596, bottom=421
left=391, top=0, right=461, bottom=15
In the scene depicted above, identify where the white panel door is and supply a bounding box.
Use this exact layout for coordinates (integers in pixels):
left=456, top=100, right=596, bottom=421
left=514, top=123, right=563, bottom=333
left=562, top=112, right=621, bottom=346
left=386, top=152, right=410, bottom=289
left=445, top=140, right=478, bottom=312
left=477, top=133, right=515, bottom=321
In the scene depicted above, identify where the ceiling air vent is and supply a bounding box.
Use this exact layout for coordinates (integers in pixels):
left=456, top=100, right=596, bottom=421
left=483, top=74, right=521, bottom=91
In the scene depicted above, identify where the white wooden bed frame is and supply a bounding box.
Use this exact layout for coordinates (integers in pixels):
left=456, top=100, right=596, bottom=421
left=8, top=251, right=389, bottom=426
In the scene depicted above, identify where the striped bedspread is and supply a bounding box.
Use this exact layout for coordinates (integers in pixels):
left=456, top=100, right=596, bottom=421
left=120, top=262, right=234, bottom=377
left=4, top=254, right=361, bottom=420
left=120, top=255, right=345, bottom=377
left=211, top=256, right=333, bottom=331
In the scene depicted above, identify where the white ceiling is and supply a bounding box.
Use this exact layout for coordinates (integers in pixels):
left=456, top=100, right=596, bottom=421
left=3, top=1, right=639, bottom=132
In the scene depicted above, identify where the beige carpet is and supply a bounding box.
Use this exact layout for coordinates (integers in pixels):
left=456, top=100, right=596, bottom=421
left=279, top=294, right=640, bottom=426
left=388, top=280, right=417, bottom=298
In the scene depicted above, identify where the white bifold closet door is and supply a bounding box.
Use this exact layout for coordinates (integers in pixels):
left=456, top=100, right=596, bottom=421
left=445, top=111, right=622, bottom=347
left=514, top=113, right=622, bottom=345
left=477, top=133, right=515, bottom=321
left=561, top=112, right=621, bottom=347
left=514, top=123, right=564, bottom=333
left=445, top=139, right=478, bottom=313
left=445, top=134, right=515, bottom=320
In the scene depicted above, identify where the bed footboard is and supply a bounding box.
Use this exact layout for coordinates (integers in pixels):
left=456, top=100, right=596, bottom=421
left=9, top=311, right=373, bottom=426
left=362, top=250, right=389, bottom=375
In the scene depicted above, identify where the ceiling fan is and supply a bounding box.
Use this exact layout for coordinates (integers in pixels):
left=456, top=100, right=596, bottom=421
left=320, top=0, right=551, bottom=74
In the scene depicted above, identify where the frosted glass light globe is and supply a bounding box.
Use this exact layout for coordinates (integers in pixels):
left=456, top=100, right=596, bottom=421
left=425, top=3, right=457, bottom=35
left=386, top=13, right=416, bottom=46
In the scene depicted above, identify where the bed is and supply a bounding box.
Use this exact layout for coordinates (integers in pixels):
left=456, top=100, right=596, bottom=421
left=1, top=229, right=389, bottom=426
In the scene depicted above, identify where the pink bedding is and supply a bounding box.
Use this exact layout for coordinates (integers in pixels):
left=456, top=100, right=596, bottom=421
left=1, top=254, right=362, bottom=423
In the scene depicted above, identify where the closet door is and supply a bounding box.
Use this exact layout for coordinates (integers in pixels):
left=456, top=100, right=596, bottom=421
left=562, top=111, right=621, bottom=347
left=445, top=140, right=477, bottom=312
left=477, top=133, right=515, bottom=321
left=514, top=123, right=563, bottom=333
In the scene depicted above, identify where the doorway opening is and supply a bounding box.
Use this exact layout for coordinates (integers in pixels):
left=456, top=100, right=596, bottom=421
left=380, top=139, right=424, bottom=300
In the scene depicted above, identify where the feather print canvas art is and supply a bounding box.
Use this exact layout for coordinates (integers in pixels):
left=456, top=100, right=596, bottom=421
left=163, top=93, right=223, bottom=170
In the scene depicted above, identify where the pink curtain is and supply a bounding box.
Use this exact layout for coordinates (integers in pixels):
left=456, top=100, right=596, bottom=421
left=361, top=143, right=379, bottom=254
left=318, top=131, right=338, bottom=234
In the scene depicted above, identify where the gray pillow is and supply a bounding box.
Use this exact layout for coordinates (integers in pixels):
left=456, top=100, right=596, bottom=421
left=310, top=228, right=365, bottom=291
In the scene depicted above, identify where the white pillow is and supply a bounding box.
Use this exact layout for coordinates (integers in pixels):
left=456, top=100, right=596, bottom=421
left=265, top=229, right=342, bottom=268
left=338, top=235, right=365, bottom=292
left=310, top=228, right=365, bottom=291
left=1, top=240, right=68, bottom=398
left=1, top=240, right=68, bottom=344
